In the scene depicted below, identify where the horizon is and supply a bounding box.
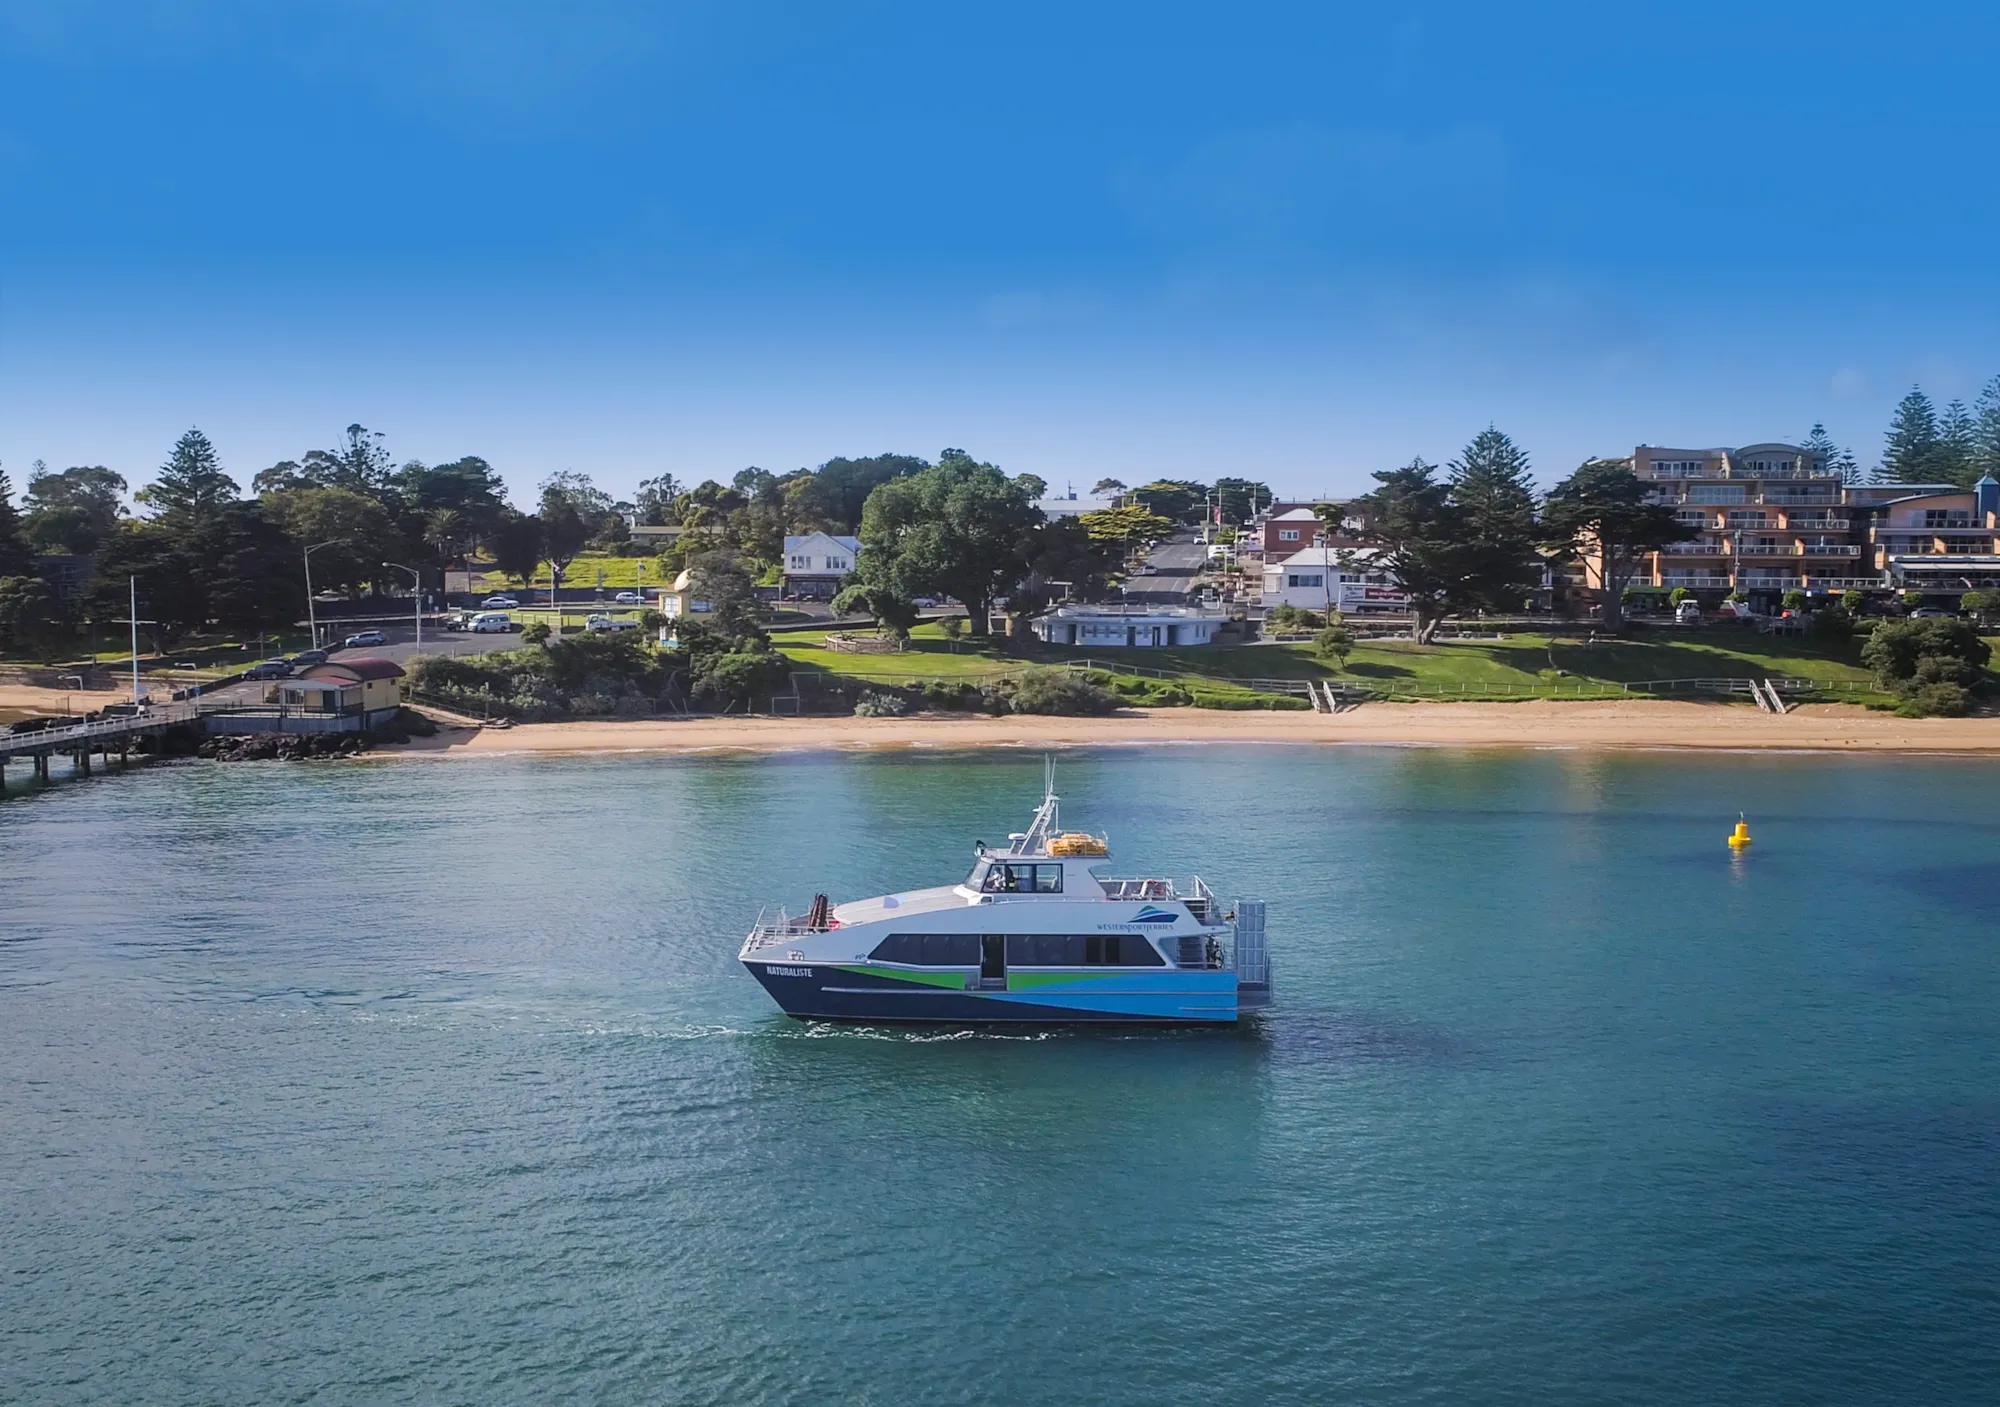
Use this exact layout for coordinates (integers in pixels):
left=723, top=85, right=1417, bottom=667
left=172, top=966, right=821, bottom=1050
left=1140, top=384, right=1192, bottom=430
left=5, top=2, right=1999, bottom=505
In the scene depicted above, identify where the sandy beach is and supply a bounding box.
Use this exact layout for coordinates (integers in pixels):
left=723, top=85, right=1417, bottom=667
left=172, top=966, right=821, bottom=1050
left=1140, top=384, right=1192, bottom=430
left=404, top=700, right=2000, bottom=756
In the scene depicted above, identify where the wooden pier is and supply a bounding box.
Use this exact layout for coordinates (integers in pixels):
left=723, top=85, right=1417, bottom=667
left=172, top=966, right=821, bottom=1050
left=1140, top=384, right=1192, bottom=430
left=0, top=701, right=220, bottom=792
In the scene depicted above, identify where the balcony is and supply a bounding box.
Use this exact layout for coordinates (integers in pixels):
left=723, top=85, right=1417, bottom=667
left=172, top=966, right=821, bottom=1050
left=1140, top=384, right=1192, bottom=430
left=1787, top=517, right=1850, bottom=530
left=1661, top=541, right=1727, bottom=555
left=1802, top=544, right=1861, bottom=556
left=1738, top=543, right=1802, bottom=557
left=1760, top=492, right=1840, bottom=507
left=1662, top=573, right=1733, bottom=588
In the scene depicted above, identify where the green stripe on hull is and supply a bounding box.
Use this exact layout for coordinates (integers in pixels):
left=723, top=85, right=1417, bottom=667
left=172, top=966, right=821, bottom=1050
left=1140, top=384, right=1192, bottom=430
left=1006, top=970, right=1130, bottom=991
left=834, top=965, right=968, bottom=990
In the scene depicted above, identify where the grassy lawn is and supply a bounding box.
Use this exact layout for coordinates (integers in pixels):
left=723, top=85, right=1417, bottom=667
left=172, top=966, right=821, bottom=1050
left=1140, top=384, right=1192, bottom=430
left=776, top=622, right=1958, bottom=706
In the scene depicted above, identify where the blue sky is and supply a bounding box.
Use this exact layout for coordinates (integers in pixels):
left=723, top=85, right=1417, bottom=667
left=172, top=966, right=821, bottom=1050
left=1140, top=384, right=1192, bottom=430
left=3, top=0, right=1998, bottom=506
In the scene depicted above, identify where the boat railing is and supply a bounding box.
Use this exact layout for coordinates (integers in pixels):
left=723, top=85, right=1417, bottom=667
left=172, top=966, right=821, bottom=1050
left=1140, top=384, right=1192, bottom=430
left=1188, top=876, right=1217, bottom=923
left=744, top=907, right=825, bottom=951
left=1100, top=877, right=1179, bottom=900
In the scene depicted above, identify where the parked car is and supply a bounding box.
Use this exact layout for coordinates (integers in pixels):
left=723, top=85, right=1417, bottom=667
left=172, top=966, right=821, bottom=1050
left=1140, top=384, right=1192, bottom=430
left=1910, top=607, right=1955, bottom=619
left=585, top=614, right=638, bottom=633
left=289, top=648, right=329, bottom=667
left=481, top=595, right=520, bottom=609
left=469, top=612, right=516, bottom=633
left=244, top=658, right=292, bottom=679
left=613, top=590, right=642, bottom=604
left=343, top=630, right=388, bottom=648
left=1674, top=601, right=1702, bottom=625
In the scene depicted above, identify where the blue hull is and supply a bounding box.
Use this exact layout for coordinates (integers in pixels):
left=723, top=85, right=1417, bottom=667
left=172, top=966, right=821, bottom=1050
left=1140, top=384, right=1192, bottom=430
left=744, top=960, right=1240, bottom=1025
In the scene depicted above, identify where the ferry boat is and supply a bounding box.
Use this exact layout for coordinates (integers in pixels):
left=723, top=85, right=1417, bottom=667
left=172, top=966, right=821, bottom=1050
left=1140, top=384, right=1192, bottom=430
left=739, top=777, right=1273, bottom=1024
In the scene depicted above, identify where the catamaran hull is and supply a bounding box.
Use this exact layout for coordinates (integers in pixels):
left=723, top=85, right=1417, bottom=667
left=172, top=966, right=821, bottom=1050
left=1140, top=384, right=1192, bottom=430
left=744, top=960, right=1241, bottom=1024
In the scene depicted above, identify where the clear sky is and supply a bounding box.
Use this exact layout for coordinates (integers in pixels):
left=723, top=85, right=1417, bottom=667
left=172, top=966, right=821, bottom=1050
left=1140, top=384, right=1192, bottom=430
left=3, top=1, right=1998, bottom=506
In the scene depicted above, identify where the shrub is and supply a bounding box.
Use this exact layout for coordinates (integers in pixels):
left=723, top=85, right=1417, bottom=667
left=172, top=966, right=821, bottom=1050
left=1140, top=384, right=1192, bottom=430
left=695, top=645, right=791, bottom=705
left=988, top=668, right=1122, bottom=716
left=1901, top=591, right=1924, bottom=611
left=1810, top=607, right=1853, bottom=640
left=1782, top=590, right=1808, bottom=613
left=1860, top=618, right=1991, bottom=687
left=853, top=689, right=910, bottom=717
left=1841, top=589, right=1867, bottom=617
left=1313, top=625, right=1354, bottom=667
left=1264, top=604, right=1326, bottom=632
left=937, top=615, right=965, bottom=640
left=521, top=620, right=552, bottom=645
left=1963, top=589, right=2000, bottom=621
left=1669, top=587, right=1692, bottom=607
left=1897, top=682, right=1972, bottom=718
left=920, top=678, right=976, bottom=708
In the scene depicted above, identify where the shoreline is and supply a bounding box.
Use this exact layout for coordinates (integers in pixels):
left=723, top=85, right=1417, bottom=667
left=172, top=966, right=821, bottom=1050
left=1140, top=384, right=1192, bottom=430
left=400, top=700, right=2000, bottom=757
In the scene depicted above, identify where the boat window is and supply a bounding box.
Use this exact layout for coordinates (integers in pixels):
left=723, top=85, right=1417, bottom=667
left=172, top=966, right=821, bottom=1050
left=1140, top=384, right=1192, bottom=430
left=1086, top=934, right=1164, bottom=967
left=921, top=933, right=980, bottom=966
left=989, top=863, right=1063, bottom=893
left=992, top=934, right=1169, bottom=966
left=868, top=933, right=979, bottom=966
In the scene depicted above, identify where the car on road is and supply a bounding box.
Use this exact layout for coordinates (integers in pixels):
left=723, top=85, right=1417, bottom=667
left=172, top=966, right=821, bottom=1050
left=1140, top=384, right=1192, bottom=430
left=343, top=630, right=388, bottom=648
left=481, top=595, right=520, bottom=609
left=585, top=614, right=638, bottom=633
left=244, top=658, right=292, bottom=679
left=289, top=648, right=329, bottom=667
left=613, top=591, right=642, bottom=604
left=468, top=612, right=516, bottom=633
left=1909, top=607, right=1956, bottom=619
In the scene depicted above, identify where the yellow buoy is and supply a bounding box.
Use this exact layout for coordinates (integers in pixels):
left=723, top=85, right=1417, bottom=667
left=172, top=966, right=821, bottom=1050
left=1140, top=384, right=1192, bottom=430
left=1727, top=815, right=1754, bottom=849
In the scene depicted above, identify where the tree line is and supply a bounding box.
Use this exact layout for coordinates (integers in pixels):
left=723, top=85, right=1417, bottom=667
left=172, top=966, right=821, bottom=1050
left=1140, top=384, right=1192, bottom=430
left=1876, top=379, right=2000, bottom=487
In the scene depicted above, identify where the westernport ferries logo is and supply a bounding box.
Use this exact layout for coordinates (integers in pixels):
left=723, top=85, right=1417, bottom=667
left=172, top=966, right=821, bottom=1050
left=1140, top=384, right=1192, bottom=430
left=1099, top=906, right=1179, bottom=929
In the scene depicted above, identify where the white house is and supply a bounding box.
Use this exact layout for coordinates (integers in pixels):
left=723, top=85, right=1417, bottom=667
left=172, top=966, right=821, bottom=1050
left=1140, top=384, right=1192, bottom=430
left=782, top=533, right=861, bottom=600
left=1030, top=604, right=1225, bottom=648
left=1260, top=548, right=1408, bottom=614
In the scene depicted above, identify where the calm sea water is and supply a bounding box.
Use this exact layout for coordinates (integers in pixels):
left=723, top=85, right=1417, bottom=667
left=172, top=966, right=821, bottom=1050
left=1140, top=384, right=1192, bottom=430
left=3, top=746, right=1998, bottom=1405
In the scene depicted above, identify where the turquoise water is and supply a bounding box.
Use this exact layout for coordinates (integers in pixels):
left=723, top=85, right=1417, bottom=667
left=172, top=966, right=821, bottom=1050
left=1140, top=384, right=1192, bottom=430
left=3, top=747, right=1998, bottom=1405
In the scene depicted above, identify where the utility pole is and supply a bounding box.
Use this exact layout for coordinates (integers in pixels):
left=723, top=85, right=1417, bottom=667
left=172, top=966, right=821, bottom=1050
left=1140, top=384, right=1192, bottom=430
left=382, top=563, right=422, bottom=657
left=304, top=541, right=339, bottom=648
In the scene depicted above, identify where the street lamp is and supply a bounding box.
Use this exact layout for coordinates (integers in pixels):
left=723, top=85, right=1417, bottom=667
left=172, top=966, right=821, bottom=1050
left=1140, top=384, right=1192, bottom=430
left=303, top=541, right=342, bottom=648
left=382, top=562, right=422, bottom=658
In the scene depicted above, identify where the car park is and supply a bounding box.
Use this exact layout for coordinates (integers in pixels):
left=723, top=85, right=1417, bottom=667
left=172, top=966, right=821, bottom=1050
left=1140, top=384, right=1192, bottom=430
left=244, top=658, right=292, bottom=679
left=481, top=595, right=520, bottom=609
left=343, top=630, right=388, bottom=648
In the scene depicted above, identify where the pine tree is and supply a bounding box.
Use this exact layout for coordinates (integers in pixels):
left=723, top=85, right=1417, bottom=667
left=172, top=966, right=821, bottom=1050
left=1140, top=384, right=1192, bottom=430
left=1834, top=448, right=1861, bottom=484
left=1800, top=422, right=1838, bottom=468
left=1446, top=426, right=1541, bottom=611
left=1881, top=388, right=1941, bottom=484
left=1973, top=375, right=2000, bottom=481
left=1936, top=399, right=1978, bottom=487
left=136, top=428, right=239, bottom=524
left=0, top=464, right=35, bottom=577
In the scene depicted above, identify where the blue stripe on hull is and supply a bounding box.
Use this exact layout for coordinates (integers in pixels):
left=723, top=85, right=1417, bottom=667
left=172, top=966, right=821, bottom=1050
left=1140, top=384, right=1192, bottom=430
left=744, top=961, right=1238, bottom=1024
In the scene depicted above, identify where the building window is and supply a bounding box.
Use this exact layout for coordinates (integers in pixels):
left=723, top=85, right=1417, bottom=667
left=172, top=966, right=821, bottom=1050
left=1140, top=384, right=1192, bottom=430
left=1287, top=573, right=1323, bottom=588
left=1278, top=529, right=1300, bottom=542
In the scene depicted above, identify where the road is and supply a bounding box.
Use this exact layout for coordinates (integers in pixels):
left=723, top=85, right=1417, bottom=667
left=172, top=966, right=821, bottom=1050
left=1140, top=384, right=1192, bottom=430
left=1124, top=534, right=1208, bottom=604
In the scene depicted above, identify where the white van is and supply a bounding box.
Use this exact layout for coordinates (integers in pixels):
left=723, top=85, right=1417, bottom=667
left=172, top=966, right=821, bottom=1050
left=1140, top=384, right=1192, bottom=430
left=469, top=612, right=515, bottom=633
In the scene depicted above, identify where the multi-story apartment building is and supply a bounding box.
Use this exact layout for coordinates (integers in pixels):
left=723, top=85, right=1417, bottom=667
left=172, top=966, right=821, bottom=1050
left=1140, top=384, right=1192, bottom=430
left=1625, top=442, right=1875, bottom=603
left=1848, top=476, right=2000, bottom=597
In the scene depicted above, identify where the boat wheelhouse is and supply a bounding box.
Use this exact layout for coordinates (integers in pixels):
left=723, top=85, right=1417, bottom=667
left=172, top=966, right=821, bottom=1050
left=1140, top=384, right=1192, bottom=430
left=739, top=777, right=1272, bottom=1024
